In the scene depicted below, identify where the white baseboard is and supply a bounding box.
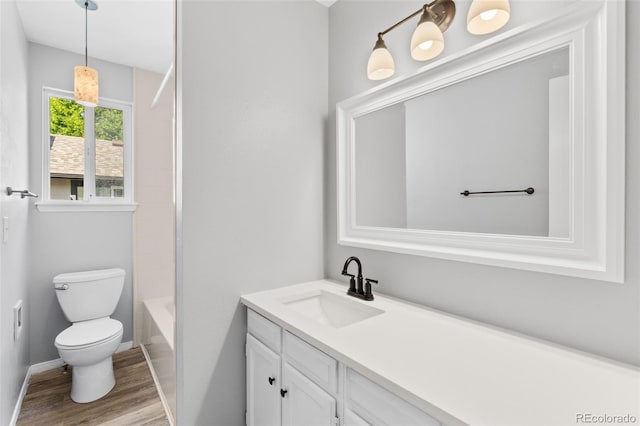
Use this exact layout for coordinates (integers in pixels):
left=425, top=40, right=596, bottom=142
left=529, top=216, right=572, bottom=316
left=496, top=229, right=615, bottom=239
left=29, top=358, right=66, bottom=375
left=140, top=343, right=175, bottom=426
left=9, top=368, right=31, bottom=426
left=117, top=340, right=133, bottom=353
left=10, top=340, right=134, bottom=425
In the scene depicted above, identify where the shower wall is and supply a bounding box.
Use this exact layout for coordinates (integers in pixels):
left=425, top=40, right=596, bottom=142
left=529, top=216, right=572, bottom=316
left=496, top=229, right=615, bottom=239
left=133, top=67, right=175, bottom=345
left=132, top=66, right=176, bottom=420
left=133, top=68, right=175, bottom=334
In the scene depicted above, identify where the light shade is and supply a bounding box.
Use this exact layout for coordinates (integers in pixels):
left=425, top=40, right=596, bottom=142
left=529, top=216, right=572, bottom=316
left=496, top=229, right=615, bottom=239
left=467, top=0, right=510, bottom=35
left=74, top=66, right=99, bottom=107
left=367, top=38, right=395, bottom=81
left=410, top=19, right=445, bottom=61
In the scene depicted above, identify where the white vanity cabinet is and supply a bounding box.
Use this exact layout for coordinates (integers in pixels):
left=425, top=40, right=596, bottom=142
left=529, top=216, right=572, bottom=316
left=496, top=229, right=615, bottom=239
left=281, top=363, right=336, bottom=426
left=246, top=308, right=440, bottom=426
left=345, top=369, right=440, bottom=426
left=246, top=309, right=339, bottom=426
left=243, top=281, right=640, bottom=426
left=246, top=333, right=281, bottom=426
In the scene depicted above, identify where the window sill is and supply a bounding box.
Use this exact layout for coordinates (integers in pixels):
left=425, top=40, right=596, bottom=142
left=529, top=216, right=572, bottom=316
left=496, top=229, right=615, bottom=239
left=35, top=202, right=138, bottom=213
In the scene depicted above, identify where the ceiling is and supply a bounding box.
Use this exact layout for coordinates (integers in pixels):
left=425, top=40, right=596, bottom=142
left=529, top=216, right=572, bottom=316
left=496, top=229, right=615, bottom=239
left=16, top=0, right=173, bottom=74
left=15, top=0, right=335, bottom=75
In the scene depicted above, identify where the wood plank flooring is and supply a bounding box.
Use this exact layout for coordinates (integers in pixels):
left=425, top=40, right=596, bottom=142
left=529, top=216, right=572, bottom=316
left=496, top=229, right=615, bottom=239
left=17, top=347, right=170, bottom=426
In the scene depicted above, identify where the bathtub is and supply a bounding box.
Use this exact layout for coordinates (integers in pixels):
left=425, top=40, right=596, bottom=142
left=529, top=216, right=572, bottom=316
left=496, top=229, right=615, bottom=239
left=142, top=296, right=176, bottom=422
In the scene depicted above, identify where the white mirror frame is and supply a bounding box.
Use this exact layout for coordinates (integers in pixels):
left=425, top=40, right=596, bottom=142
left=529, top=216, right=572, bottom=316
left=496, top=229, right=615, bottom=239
left=337, top=0, right=625, bottom=282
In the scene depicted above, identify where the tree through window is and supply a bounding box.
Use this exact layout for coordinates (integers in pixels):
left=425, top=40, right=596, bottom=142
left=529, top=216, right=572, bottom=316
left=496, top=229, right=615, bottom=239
left=44, top=88, right=131, bottom=204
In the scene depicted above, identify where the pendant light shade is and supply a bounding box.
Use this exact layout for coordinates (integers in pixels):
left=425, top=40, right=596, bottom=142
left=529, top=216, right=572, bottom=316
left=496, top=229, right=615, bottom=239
left=74, top=66, right=99, bottom=107
left=467, top=0, right=510, bottom=35
left=367, top=36, right=395, bottom=81
left=74, top=0, right=99, bottom=107
left=410, top=12, right=445, bottom=61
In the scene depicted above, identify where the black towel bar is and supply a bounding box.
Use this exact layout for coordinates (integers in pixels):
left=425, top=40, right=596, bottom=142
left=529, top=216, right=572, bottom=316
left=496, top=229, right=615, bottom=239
left=460, top=187, right=535, bottom=197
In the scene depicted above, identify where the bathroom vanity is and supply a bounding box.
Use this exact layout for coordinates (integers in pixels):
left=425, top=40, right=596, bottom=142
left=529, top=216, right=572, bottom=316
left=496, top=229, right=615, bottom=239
left=241, top=280, right=639, bottom=426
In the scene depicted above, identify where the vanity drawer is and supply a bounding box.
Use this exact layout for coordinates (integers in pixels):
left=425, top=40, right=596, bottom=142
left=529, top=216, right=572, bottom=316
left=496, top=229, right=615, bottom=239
left=283, top=331, right=338, bottom=394
left=247, top=309, right=281, bottom=354
left=346, top=368, right=440, bottom=426
left=344, top=409, right=371, bottom=426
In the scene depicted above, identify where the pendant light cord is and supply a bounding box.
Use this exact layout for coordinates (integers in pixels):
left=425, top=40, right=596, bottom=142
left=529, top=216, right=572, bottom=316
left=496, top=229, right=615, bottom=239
left=84, top=1, right=88, bottom=67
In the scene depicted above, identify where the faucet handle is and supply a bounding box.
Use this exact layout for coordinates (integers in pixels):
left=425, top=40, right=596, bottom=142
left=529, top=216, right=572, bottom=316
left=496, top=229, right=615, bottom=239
left=343, top=272, right=356, bottom=293
left=363, top=278, right=378, bottom=301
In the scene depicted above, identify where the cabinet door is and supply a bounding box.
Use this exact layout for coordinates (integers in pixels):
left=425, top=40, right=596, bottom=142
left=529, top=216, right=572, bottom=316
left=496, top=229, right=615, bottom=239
left=247, top=334, right=281, bottom=426
left=281, top=363, right=337, bottom=426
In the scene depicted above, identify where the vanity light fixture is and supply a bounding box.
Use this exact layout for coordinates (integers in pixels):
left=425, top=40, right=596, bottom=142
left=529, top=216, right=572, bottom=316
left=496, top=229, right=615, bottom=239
left=367, top=0, right=510, bottom=80
left=74, top=0, right=99, bottom=107
left=367, top=0, right=455, bottom=80
left=467, top=0, right=510, bottom=35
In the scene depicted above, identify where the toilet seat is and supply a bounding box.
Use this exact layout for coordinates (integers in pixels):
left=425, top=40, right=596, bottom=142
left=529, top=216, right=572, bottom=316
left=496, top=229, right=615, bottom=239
left=55, top=318, right=123, bottom=350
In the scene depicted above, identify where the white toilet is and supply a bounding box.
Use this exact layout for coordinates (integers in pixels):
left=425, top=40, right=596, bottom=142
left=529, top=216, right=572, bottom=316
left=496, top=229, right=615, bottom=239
left=53, top=268, right=125, bottom=403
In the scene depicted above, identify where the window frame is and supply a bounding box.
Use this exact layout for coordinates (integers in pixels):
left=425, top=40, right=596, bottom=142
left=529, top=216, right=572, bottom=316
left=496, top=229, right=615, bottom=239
left=38, top=87, right=136, bottom=212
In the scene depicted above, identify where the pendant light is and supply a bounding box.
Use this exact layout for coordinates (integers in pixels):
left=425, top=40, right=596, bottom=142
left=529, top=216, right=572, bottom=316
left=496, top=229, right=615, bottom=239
left=367, top=35, right=395, bottom=81
left=74, top=0, right=99, bottom=107
left=467, top=0, right=510, bottom=35
left=410, top=7, right=445, bottom=61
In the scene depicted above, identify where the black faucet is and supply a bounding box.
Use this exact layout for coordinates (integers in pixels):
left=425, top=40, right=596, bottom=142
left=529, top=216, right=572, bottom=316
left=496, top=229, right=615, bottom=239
left=341, top=256, right=377, bottom=301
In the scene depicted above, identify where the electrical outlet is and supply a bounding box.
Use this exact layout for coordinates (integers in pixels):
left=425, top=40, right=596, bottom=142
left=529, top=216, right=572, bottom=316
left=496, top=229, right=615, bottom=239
left=13, top=300, right=23, bottom=341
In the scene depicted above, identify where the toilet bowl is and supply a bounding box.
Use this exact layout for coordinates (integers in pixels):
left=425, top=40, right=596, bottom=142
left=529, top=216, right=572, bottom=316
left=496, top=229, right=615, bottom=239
left=55, top=317, right=123, bottom=403
left=53, top=268, right=125, bottom=403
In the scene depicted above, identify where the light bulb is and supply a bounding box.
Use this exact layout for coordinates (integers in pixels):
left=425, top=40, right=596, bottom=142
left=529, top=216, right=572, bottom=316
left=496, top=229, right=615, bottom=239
left=418, top=40, right=433, bottom=51
left=480, top=9, right=498, bottom=21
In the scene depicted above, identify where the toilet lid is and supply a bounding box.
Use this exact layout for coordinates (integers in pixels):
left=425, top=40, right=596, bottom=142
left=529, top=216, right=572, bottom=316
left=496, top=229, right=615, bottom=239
left=55, top=318, right=123, bottom=349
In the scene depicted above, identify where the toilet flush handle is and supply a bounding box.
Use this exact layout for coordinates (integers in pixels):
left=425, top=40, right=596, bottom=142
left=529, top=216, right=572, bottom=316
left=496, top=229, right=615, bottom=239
left=54, top=283, right=69, bottom=290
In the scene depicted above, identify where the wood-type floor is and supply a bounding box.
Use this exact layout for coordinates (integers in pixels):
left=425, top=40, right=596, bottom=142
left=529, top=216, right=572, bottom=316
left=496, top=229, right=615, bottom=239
left=17, top=347, right=170, bottom=426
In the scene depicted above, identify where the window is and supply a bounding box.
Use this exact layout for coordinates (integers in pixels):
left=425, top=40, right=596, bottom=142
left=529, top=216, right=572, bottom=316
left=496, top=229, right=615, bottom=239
left=39, top=88, right=134, bottom=212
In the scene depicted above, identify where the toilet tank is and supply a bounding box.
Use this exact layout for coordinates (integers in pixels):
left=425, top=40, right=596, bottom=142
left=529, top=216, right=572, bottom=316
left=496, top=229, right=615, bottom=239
left=53, top=268, right=125, bottom=322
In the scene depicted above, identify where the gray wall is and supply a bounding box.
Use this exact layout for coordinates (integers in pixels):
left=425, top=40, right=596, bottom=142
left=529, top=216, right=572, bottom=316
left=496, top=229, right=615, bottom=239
left=0, top=0, right=30, bottom=423
left=27, top=43, right=134, bottom=363
left=403, top=49, right=568, bottom=235
left=355, top=102, right=406, bottom=227
left=327, top=0, right=640, bottom=366
left=180, top=1, right=327, bottom=424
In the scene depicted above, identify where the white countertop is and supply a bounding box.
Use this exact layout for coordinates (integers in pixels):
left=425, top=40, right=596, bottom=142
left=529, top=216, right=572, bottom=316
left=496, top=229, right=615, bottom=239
left=240, top=280, right=640, bottom=426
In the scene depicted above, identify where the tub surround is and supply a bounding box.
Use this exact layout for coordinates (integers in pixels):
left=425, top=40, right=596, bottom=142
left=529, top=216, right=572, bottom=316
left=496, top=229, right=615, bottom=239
left=143, top=297, right=174, bottom=351
left=141, top=296, right=176, bottom=421
left=241, top=280, right=640, bottom=426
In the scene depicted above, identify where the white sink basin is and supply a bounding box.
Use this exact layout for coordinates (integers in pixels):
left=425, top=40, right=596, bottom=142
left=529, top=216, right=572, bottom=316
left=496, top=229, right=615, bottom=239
left=282, top=290, right=384, bottom=328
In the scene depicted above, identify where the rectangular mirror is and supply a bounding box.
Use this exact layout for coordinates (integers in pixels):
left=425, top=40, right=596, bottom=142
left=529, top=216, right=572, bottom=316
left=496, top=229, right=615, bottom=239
left=337, top=0, right=625, bottom=282
left=355, top=47, right=570, bottom=237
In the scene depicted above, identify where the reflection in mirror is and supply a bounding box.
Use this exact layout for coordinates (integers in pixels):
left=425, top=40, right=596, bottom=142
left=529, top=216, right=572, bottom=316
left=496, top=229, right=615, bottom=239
left=355, top=47, right=569, bottom=237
